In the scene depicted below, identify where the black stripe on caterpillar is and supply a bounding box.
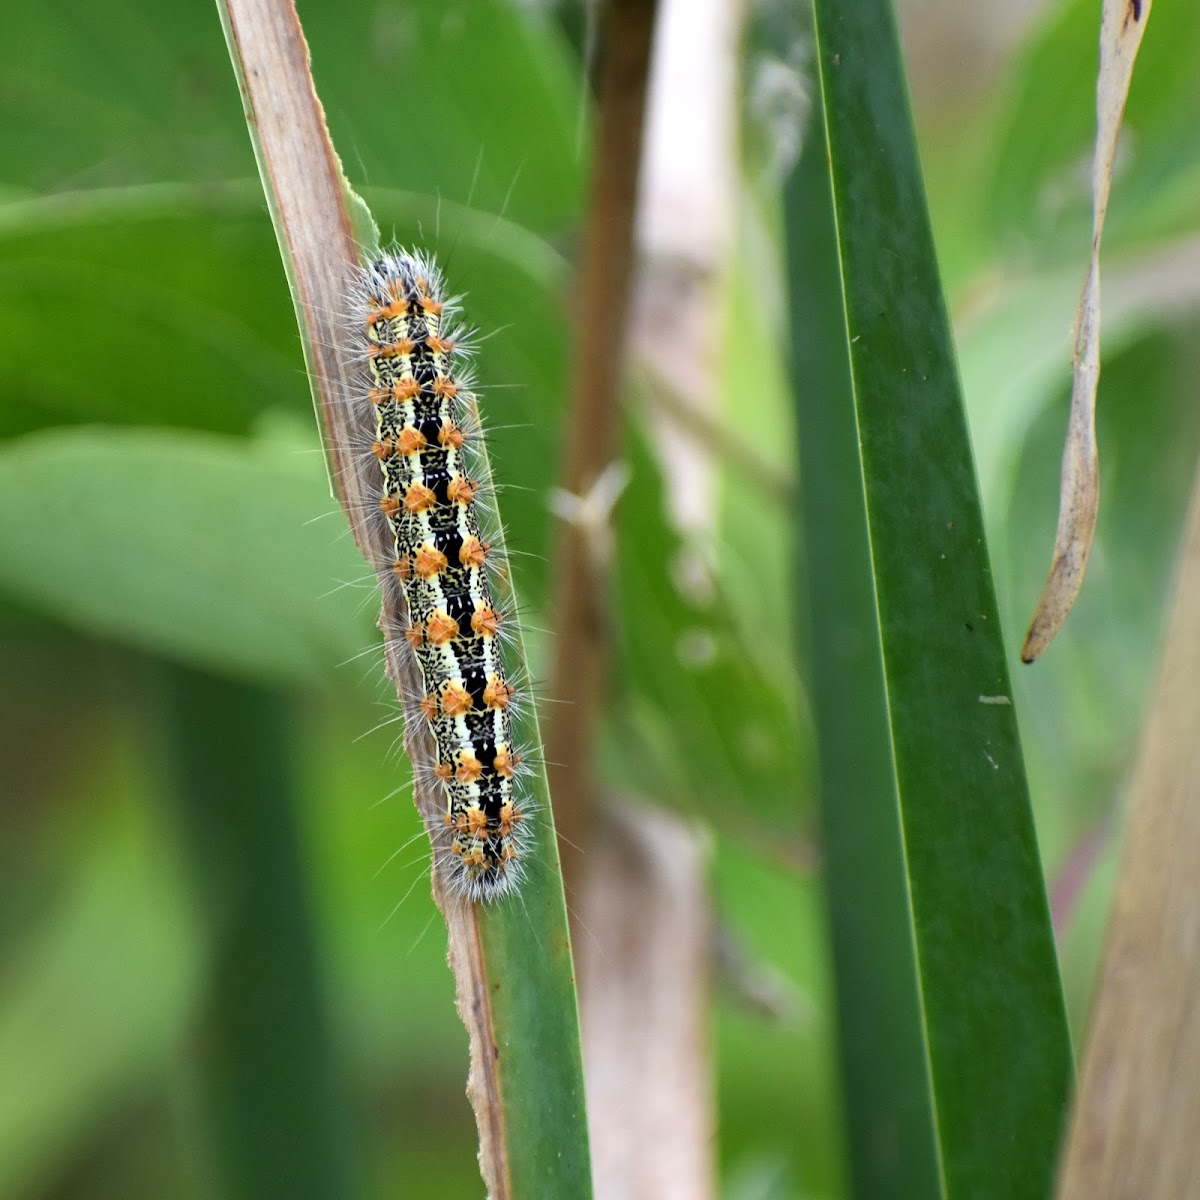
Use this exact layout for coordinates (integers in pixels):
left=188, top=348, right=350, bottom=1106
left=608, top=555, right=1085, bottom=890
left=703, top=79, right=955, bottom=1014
left=359, top=249, right=527, bottom=902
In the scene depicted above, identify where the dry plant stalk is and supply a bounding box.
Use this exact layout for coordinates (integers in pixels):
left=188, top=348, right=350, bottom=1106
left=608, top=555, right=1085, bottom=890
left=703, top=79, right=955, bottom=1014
left=216, top=0, right=533, bottom=1192
left=545, top=0, right=660, bottom=872
left=580, top=802, right=713, bottom=1199
left=543, top=0, right=725, bottom=1194
left=1056, top=465, right=1200, bottom=1196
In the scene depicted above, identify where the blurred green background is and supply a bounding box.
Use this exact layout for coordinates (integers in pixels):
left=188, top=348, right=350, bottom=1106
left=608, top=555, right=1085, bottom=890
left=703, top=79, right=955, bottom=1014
left=1, top=1, right=1198, bottom=1197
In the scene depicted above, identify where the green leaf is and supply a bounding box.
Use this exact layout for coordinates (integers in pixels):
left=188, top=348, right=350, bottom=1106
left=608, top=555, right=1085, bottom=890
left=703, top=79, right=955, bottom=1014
left=1, top=0, right=581, bottom=235
left=160, top=665, right=359, bottom=1200
left=0, top=426, right=371, bottom=686
left=307, top=0, right=584, bottom=232
left=788, top=88, right=942, bottom=1200
left=0, top=2, right=250, bottom=191
left=0, top=185, right=571, bottom=448
left=787, top=2, right=1074, bottom=1196
left=475, top=864, right=592, bottom=1196
left=0, top=187, right=302, bottom=439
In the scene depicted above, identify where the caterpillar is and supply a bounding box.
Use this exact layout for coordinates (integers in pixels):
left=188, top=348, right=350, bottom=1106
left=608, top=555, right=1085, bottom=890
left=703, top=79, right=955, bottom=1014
left=359, top=249, right=526, bottom=903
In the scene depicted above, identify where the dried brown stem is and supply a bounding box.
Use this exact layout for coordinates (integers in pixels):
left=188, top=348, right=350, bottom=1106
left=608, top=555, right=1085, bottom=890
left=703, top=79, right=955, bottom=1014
left=579, top=801, right=713, bottom=1199
left=1056, top=464, right=1200, bottom=1198
left=215, top=0, right=507, bottom=1191
left=546, top=0, right=660, bottom=893
left=1021, top=0, right=1153, bottom=661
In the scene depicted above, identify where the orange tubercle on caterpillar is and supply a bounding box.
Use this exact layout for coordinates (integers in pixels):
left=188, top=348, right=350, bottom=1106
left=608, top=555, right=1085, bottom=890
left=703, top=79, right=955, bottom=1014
left=438, top=421, right=466, bottom=450
left=471, top=605, right=502, bottom=637
left=459, top=536, right=489, bottom=569
left=392, top=555, right=411, bottom=581
left=426, top=611, right=459, bottom=646
left=432, top=377, right=458, bottom=400
left=434, top=761, right=454, bottom=783
left=414, top=544, right=448, bottom=579
left=367, top=300, right=406, bottom=324
left=404, top=622, right=424, bottom=650
left=483, top=676, right=515, bottom=711
left=379, top=495, right=402, bottom=518
left=455, top=754, right=483, bottom=784
left=370, top=337, right=415, bottom=359
left=498, top=801, right=522, bottom=838
left=447, top=476, right=477, bottom=505
left=395, top=426, right=427, bottom=455
left=441, top=681, right=473, bottom=717
left=419, top=693, right=439, bottom=722
left=499, top=801, right=523, bottom=840
left=403, top=482, right=437, bottom=513
left=493, top=747, right=519, bottom=779
left=371, top=438, right=396, bottom=460
left=391, top=378, right=421, bottom=402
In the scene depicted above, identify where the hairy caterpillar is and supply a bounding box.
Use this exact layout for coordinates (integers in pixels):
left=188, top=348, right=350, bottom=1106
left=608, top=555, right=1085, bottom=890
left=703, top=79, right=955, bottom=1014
left=359, top=249, right=526, bottom=902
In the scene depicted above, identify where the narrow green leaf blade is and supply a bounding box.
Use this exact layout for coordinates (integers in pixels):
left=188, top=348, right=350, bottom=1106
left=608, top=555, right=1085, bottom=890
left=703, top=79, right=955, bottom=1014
left=788, top=86, right=942, bottom=1200
left=790, top=2, right=1074, bottom=1195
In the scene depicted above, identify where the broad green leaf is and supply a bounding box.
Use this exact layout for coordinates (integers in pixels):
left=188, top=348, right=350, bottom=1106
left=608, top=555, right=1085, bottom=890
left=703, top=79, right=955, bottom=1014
left=0, top=426, right=370, bottom=685
left=1, top=0, right=582, bottom=234
left=0, top=2, right=250, bottom=190
left=305, top=0, right=584, bottom=231
left=0, top=187, right=569, bottom=454
left=788, top=2, right=1073, bottom=1195
left=0, top=192, right=303, bottom=438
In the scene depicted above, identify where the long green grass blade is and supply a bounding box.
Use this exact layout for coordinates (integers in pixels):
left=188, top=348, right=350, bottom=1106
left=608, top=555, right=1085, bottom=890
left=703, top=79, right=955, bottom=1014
left=788, top=84, right=942, bottom=1200
left=789, top=2, right=1073, bottom=1195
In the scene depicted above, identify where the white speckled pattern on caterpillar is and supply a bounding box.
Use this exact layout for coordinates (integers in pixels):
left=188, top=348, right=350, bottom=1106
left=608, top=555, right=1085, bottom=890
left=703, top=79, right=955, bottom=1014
left=361, top=249, right=525, bottom=901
